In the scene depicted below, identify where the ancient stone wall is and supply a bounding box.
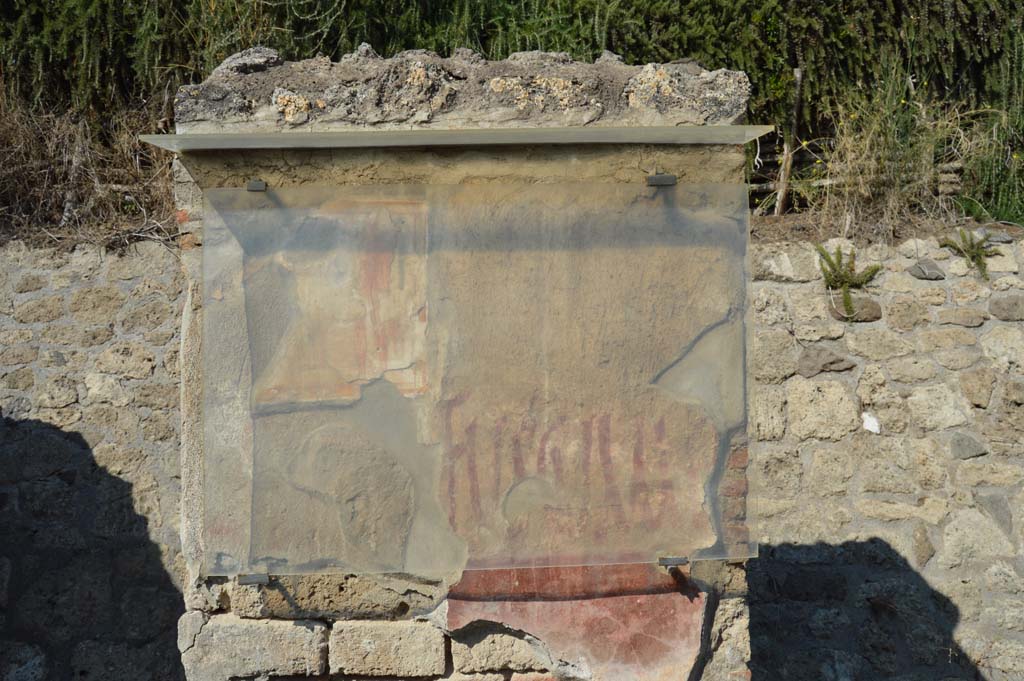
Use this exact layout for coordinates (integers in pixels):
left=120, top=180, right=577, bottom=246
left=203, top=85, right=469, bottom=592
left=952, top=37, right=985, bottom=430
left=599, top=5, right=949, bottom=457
left=0, top=241, right=186, bottom=680
left=4, top=42, right=1023, bottom=681
left=744, top=237, right=1024, bottom=681
left=3, top=214, right=1023, bottom=681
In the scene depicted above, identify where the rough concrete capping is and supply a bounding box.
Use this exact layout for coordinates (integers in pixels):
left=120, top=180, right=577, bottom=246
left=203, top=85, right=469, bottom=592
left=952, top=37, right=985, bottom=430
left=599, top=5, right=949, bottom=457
left=175, top=45, right=751, bottom=133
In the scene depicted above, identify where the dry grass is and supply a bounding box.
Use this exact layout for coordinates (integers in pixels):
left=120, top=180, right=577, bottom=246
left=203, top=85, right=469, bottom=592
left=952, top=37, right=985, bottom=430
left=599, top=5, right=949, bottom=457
left=795, top=62, right=970, bottom=243
left=0, top=87, right=175, bottom=250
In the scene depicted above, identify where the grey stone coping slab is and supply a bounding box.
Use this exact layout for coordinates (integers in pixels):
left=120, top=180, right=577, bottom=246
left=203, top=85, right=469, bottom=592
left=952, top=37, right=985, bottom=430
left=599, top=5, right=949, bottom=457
left=142, top=124, right=772, bottom=152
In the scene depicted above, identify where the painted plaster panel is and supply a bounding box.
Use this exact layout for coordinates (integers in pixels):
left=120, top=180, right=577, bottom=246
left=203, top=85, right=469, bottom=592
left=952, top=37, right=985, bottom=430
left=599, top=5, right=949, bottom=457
left=201, top=182, right=749, bottom=576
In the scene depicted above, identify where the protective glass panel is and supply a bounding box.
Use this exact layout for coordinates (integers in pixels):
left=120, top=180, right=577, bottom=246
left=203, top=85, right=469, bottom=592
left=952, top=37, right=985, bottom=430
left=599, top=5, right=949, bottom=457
left=202, top=183, right=750, bottom=576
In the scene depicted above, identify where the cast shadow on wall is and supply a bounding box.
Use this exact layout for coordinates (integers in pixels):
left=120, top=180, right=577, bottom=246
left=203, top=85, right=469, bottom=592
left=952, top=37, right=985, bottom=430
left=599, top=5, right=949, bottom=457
left=0, top=416, right=184, bottom=681
left=746, top=540, right=985, bottom=680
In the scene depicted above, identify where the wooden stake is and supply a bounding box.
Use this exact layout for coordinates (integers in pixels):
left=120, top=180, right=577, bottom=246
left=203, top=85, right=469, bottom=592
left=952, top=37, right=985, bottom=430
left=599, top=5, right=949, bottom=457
left=774, top=67, right=804, bottom=217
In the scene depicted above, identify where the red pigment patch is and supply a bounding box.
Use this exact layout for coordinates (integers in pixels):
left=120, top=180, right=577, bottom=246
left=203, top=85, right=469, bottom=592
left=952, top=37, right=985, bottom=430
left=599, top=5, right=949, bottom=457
left=449, top=563, right=706, bottom=681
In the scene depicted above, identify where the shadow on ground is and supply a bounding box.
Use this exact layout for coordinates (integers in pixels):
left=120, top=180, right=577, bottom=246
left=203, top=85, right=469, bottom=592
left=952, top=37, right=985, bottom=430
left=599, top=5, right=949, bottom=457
left=0, top=416, right=184, bottom=680
left=747, top=540, right=984, bottom=680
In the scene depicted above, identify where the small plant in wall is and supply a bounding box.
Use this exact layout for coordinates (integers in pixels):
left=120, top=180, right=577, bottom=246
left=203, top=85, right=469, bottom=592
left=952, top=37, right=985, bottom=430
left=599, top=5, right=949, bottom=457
left=815, top=244, right=882, bottom=319
left=939, top=228, right=998, bottom=280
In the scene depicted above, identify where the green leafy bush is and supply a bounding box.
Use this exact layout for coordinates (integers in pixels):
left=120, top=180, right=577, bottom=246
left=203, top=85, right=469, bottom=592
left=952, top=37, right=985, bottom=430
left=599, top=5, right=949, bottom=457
left=961, top=36, right=1024, bottom=225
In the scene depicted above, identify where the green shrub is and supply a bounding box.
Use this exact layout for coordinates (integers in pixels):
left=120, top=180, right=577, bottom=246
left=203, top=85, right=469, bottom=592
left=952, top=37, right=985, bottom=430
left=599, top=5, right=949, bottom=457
left=2, top=0, right=1021, bottom=134
left=961, top=36, right=1024, bottom=225
left=801, top=54, right=967, bottom=240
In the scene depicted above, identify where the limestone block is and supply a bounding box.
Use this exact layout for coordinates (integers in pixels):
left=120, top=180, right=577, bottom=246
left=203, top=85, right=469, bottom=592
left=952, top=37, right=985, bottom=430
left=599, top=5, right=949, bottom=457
left=991, top=601, right=1024, bottom=632
left=980, top=326, right=1024, bottom=368
left=859, top=458, right=917, bottom=494
left=751, top=329, right=800, bottom=384
left=993, top=275, right=1024, bottom=291
left=918, top=286, right=948, bottom=305
left=989, top=293, right=1024, bottom=321
left=0, top=345, right=39, bottom=365
left=35, top=376, right=78, bottom=409
left=94, top=342, right=155, bottom=378
left=451, top=628, right=547, bottom=673
left=956, top=461, right=1024, bottom=487
left=13, top=273, right=47, bottom=293
left=750, top=385, right=786, bottom=441
left=886, top=295, right=929, bottom=331
left=856, top=368, right=907, bottom=434
left=887, top=357, right=937, bottom=383
left=937, top=307, right=989, bottom=327
left=751, top=244, right=820, bottom=282
left=934, top=347, right=982, bottom=370
left=846, top=329, right=912, bottom=360
left=959, top=367, right=996, bottom=408
left=827, top=294, right=881, bottom=322
left=983, top=562, right=1022, bottom=594
left=916, top=327, right=976, bottom=353
left=937, top=509, right=1014, bottom=568
left=947, top=257, right=971, bottom=277
left=177, top=611, right=209, bottom=653
left=786, top=377, right=859, bottom=441
left=68, top=286, right=126, bottom=324
left=853, top=498, right=948, bottom=524
left=797, top=346, right=855, bottom=378
left=793, top=321, right=846, bottom=342
left=0, top=328, right=32, bottom=344
left=83, top=373, right=130, bottom=407
left=949, top=432, right=988, bottom=460
left=880, top=271, right=917, bottom=293
left=806, top=446, right=854, bottom=496
left=952, top=278, right=990, bottom=304
left=912, top=524, right=935, bottom=567
left=751, top=286, right=790, bottom=326
left=907, top=258, right=945, bottom=280
left=898, top=238, right=940, bottom=259
left=696, top=597, right=751, bottom=681
left=13, top=295, right=64, bottom=323
left=1, top=367, right=33, bottom=390
left=228, top=574, right=445, bottom=620
left=180, top=614, right=327, bottom=681
left=906, top=438, right=946, bottom=490
left=907, top=384, right=968, bottom=430
left=788, top=286, right=830, bottom=321
left=750, top=446, right=802, bottom=495
left=39, top=324, right=113, bottom=347
left=0, top=641, right=47, bottom=681
left=121, top=299, right=174, bottom=333
left=328, top=620, right=445, bottom=677
left=987, top=244, right=1018, bottom=273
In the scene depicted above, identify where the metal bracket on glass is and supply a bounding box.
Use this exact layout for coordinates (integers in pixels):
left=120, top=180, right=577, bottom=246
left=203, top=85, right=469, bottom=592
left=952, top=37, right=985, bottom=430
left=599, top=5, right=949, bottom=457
left=657, top=556, right=690, bottom=568
left=246, top=179, right=268, bottom=192
left=236, top=573, right=270, bottom=585
left=646, top=173, right=677, bottom=187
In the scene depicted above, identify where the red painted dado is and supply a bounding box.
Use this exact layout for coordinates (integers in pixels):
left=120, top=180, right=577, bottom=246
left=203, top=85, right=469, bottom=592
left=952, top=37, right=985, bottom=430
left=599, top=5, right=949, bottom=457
left=448, top=563, right=706, bottom=681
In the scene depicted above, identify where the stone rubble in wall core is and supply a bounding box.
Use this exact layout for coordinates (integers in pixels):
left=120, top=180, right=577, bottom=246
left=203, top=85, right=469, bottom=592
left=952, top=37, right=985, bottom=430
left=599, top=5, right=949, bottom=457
left=173, top=45, right=751, bottom=133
